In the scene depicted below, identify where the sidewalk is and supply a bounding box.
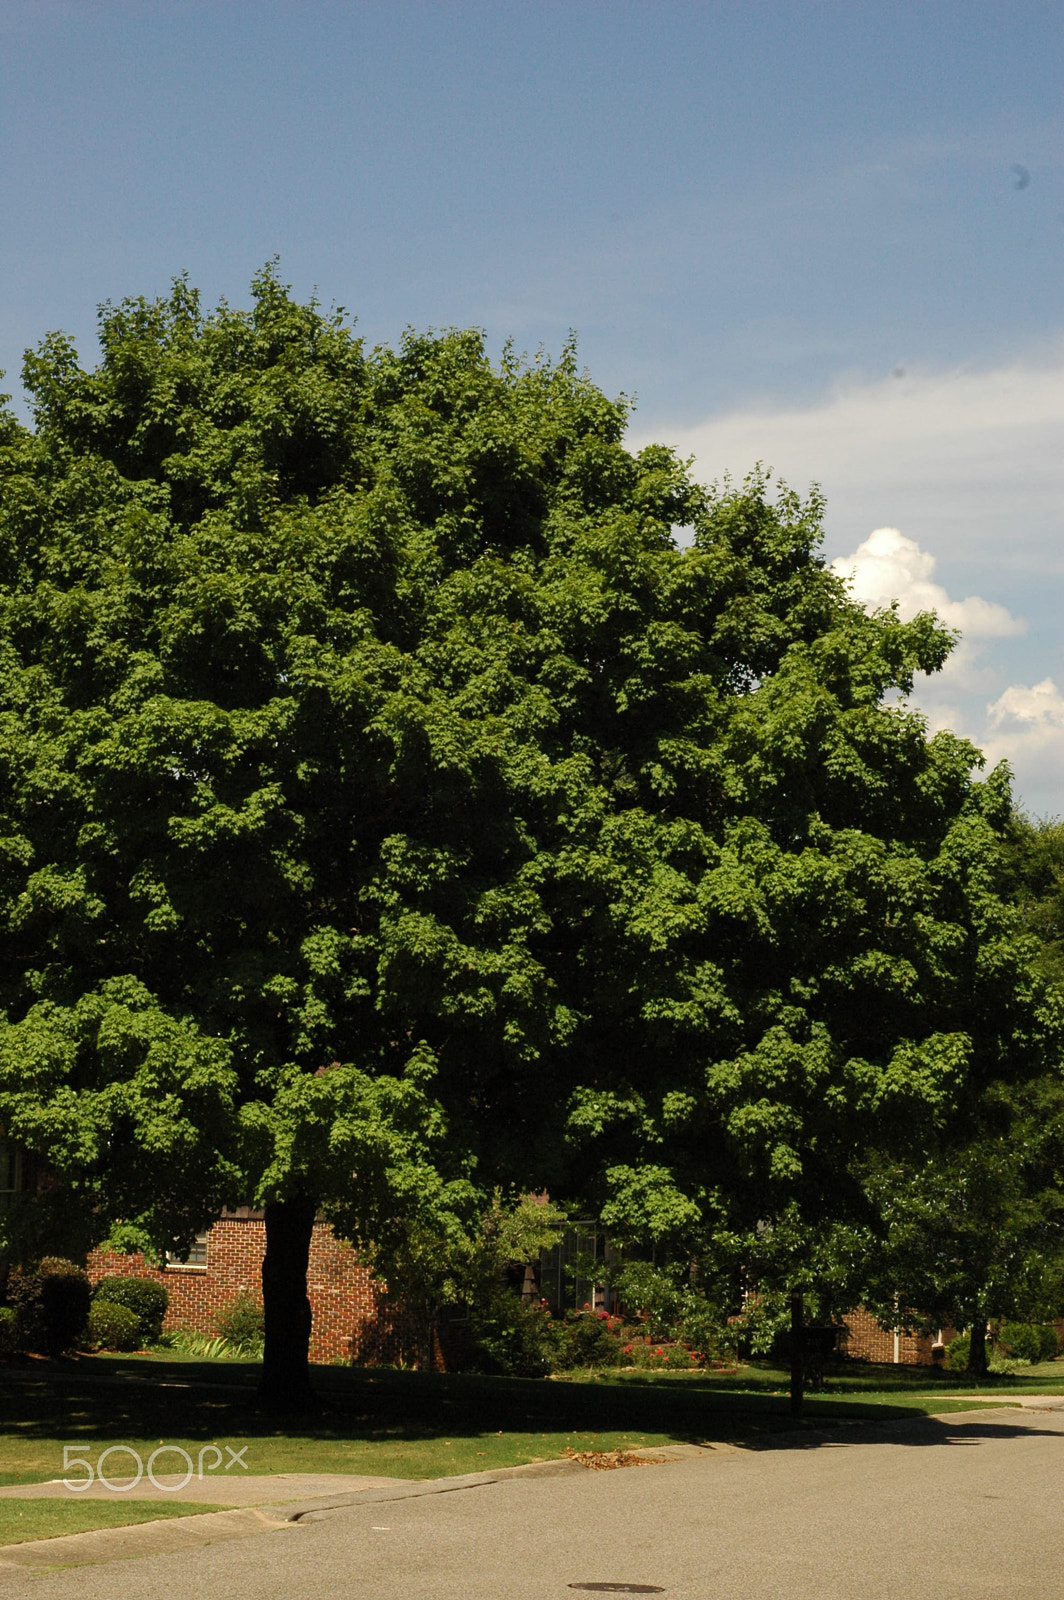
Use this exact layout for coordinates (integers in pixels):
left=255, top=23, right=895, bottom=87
left=0, top=1470, right=403, bottom=1505
left=2, top=1404, right=1058, bottom=1597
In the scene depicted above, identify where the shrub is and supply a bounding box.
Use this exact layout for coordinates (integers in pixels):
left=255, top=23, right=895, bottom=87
left=216, top=1291, right=264, bottom=1356
left=167, top=1330, right=230, bottom=1359
left=621, top=1338, right=699, bottom=1370
left=997, top=1322, right=1041, bottom=1364
left=7, top=1259, right=91, bottom=1355
left=85, top=1300, right=142, bottom=1352
left=553, top=1309, right=625, bottom=1370
left=0, top=1306, right=17, bottom=1356
left=1036, top=1324, right=1061, bottom=1362
left=612, top=1261, right=732, bottom=1362
left=611, top=1263, right=684, bottom=1342
left=677, top=1298, right=735, bottom=1365
left=463, top=1289, right=558, bottom=1376
left=93, top=1277, right=169, bottom=1343
left=945, top=1332, right=970, bottom=1371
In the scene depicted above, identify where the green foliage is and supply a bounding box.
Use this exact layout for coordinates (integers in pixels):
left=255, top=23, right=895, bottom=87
left=97, top=1223, right=164, bottom=1266
left=609, top=1261, right=685, bottom=1341
left=215, top=1290, right=265, bottom=1355
left=997, top=1321, right=1040, bottom=1363
left=0, top=1305, right=17, bottom=1355
left=862, top=1068, right=1064, bottom=1356
left=165, top=1330, right=231, bottom=1359
left=552, top=1309, right=626, bottom=1370
left=0, top=267, right=1056, bottom=1361
left=366, top=1189, right=568, bottom=1371
left=0, top=268, right=681, bottom=1287
left=7, top=1259, right=91, bottom=1355
left=621, top=1339, right=700, bottom=1370
left=944, top=1331, right=970, bottom=1371
left=997, top=1321, right=1060, bottom=1363
left=1005, top=816, right=1064, bottom=989
left=85, top=1300, right=142, bottom=1352
left=466, top=1289, right=558, bottom=1377
left=608, top=1258, right=730, bottom=1357
left=1037, top=1323, right=1061, bottom=1361
left=92, top=1276, right=169, bottom=1342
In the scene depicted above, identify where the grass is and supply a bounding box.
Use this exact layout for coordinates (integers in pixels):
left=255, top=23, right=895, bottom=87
left=0, top=1350, right=1042, bottom=1490
left=0, top=1499, right=228, bottom=1549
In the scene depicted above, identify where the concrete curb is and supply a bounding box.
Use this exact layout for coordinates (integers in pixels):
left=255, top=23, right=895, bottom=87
left=256, top=1444, right=712, bottom=1525
left=0, top=1507, right=288, bottom=1572
left=0, top=1417, right=1018, bottom=1574
left=0, top=1448, right=692, bottom=1572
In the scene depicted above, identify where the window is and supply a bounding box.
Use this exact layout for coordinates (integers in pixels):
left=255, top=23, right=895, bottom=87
left=165, top=1229, right=210, bottom=1270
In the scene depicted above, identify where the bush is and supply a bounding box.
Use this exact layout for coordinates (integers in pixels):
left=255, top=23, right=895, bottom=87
left=945, top=1332, right=970, bottom=1371
left=611, top=1262, right=684, bottom=1342
left=7, top=1259, right=91, bottom=1355
left=216, top=1291, right=264, bottom=1356
left=464, top=1290, right=559, bottom=1377
left=166, top=1330, right=230, bottom=1359
left=1036, top=1324, right=1061, bottom=1362
left=612, top=1261, right=732, bottom=1362
left=553, top=1309, right=625, bottom=1370
left=85, top=1300, right=142, bottom=1352
left=622, top=1338, right=700, bottom=1370
left=997, top=1322, right=1041, bottom=1364
left=93, top=1277, right=169, bottom=1343
left=995, top=1322, right=1060, bottom=1364
left=0, top=1306, right=17, bottom=1356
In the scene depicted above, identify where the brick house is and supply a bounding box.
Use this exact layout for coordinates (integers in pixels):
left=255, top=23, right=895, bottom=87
left=838, top=1305, right=949, bottom=1365
left=5, top=1137, right=1046, bottom=1368
left=85, top=1209, right=418, bottom=1366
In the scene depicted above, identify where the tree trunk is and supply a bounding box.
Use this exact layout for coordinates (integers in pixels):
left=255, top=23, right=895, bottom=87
left=414, top=1312, right=435, bottom=1373
left=789, top=1290, right=804, bottom=1419
left=258, top=1196, right=318, bottom=1411
left=968, top=1311, right=989, bottom=1379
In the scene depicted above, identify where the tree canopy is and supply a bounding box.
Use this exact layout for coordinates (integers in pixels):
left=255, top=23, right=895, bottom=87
left=0, top=269, right=1057, bottom=1398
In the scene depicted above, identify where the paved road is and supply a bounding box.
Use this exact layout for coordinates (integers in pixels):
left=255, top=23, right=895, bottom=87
left=5, top=1404, right=1064, bottom=1598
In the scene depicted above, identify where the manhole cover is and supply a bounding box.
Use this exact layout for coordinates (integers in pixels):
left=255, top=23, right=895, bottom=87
left=568, top=1587, right=665, bottom=1594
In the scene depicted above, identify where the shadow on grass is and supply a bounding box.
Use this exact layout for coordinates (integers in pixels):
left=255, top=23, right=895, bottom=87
left=0, top=1354, right=1036, bottom=1460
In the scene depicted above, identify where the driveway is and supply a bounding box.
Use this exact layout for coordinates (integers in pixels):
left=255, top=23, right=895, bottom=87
left=3, top=1403, right=1063, bottom=1598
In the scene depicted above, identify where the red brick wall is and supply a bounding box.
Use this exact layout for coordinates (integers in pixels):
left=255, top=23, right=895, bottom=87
left=87, top=1216, right=417, bottom=1365
left=841, top=1306, right=940, bottom=1365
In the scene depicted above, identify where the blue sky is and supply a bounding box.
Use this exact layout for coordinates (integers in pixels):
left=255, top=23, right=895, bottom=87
left=2, top=1, right=1062, bottom=808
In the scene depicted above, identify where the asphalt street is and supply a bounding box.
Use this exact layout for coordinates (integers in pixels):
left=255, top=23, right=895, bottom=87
left=4, top=1404, right=1063, bottom=1599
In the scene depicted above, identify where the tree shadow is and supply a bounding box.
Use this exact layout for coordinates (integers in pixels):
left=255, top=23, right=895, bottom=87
left=743, top=1410, right=1063, bottom=1452
left=1, top=1358, right=1059, bottom=1458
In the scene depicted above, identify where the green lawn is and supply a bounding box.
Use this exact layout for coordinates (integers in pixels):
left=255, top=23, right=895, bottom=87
left=0, top=1352, right=1036, bottom=1490
left=0, top=1499, right=228, bottom=1549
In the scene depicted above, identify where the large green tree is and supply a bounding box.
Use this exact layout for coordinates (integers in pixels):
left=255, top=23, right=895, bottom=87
left=0, top=270, right=709, bottom=1400
left=549, top=530, right=1062, bottom=1407
left=0, top=270, right=1055, bottom=1408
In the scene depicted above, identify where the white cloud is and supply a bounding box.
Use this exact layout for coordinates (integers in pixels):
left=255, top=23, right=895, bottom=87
left=988, top=678, right=1064, bottom=731
left=830, top=527, right=1025, bottom=639
left=639, top=362, right=1064, bottom=813
left=633, top=353, right=1064, bottom=574
left=983, top=679, right=1064, bottom=809
left=824, top=527, right=1064, bottom=808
